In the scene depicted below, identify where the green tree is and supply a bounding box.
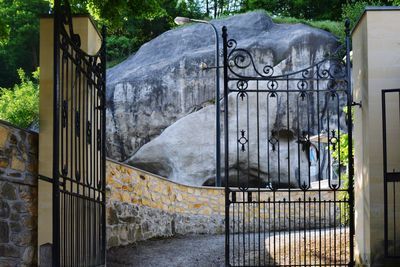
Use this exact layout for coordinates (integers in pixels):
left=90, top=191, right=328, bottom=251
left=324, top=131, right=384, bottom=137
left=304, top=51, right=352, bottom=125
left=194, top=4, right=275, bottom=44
left=0, top=68, right=40, bottom=128
left=241, top=0, right=347, bottom=20
left=100, top=0, right=204, bottom=66
left=341, top=0, right=392, bottom=30
left=0, top=0, right=50, bottom=88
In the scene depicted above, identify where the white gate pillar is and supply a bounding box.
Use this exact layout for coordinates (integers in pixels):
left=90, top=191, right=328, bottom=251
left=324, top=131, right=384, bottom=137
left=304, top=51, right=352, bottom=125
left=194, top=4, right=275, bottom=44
left=352, top=7, right=400, bottom=266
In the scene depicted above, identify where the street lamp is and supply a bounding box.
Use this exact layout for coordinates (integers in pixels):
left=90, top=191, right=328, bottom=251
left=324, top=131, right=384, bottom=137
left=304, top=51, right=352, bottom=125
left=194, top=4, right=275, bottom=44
left=175, top=16, right=221, bottom=187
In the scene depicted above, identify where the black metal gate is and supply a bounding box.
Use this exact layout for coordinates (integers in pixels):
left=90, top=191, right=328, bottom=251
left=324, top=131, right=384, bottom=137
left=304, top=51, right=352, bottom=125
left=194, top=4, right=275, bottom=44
left=52, top=0, right=106, bottom=265
left=222, top=21, right=354, bottom=266
left=382, top=89, right=400, bottom=258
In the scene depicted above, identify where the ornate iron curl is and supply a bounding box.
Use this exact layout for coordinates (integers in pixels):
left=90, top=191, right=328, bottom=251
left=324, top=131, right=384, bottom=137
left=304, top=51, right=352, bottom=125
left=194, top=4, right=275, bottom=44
left=238, top=184, right=249, bottom=192
left=297, top=80, right=308, bottom=91
left=58, top=0, right=106, bottom=77
left=299, top=181, right=310, bottom=191
left=59, top=0, right=81, bottom=48
left=226, top=37, right=348, bottom=83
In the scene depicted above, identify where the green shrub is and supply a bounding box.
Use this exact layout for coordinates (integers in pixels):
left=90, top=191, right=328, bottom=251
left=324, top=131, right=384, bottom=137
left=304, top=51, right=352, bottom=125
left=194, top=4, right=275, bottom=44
left=107, top=35, right=133, bottom=67
left=0, top=68, right=39, bottom=128
left=272, top=15, right=343, bottom=38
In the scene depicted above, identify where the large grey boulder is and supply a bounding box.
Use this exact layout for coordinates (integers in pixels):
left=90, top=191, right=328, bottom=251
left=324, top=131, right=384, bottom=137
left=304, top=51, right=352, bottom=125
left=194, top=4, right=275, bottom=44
left=110, top=11, right=344, bottom=186
left=106, top=11, right=339, bottom=161
left=126, top=61, right=346, bottom=187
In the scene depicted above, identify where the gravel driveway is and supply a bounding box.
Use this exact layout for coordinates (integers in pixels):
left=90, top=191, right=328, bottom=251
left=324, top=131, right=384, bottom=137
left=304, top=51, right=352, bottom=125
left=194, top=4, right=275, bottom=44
left=107, top=234, right=225, bottom=267
left=107, top=228, right=349, bottom=266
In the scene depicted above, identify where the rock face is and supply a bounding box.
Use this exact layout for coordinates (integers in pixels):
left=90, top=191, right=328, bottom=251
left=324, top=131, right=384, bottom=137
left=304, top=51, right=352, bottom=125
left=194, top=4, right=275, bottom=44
left=108, top=11, right=343, bottom=186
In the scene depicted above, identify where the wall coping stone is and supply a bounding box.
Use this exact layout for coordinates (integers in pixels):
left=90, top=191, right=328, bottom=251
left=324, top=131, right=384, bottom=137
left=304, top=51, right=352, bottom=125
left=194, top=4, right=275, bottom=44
left=0, top=120, right=38, bottom=136
left=106, top=158, right=225, bottom=191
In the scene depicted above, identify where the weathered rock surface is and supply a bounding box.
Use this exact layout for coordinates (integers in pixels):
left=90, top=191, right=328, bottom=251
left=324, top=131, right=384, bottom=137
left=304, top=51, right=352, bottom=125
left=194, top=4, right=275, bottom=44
left=117, top=12, right=344, bottom=186
left=106, top=11, right=339, bottom=162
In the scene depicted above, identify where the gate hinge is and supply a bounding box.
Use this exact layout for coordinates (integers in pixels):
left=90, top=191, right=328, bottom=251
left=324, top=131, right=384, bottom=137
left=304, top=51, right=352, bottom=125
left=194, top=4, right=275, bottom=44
left=351, top=101, right=362, bottom=108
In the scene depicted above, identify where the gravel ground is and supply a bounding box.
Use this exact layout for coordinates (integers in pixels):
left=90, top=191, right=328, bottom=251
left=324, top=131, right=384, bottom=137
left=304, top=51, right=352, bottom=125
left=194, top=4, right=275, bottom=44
left=107, top=235, right=225, bottom=267
left=107, top=228, right=349, bottom=267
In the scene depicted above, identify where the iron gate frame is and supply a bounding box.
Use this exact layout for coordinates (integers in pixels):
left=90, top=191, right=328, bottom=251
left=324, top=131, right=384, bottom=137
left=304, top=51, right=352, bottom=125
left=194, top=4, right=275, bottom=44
left=53, top=0, right=107, bottom=265
left=221, top=21, right=354, bottom=266
left=382, top=88, right=400, bottom=258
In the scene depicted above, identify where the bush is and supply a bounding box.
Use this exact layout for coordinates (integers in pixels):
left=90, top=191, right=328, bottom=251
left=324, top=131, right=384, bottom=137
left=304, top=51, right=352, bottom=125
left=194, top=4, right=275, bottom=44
left=272, top=15, right=343, bottom=38
left=107, top=35, right=133, bottom=67
left=0, top=68, right=39, bottom=128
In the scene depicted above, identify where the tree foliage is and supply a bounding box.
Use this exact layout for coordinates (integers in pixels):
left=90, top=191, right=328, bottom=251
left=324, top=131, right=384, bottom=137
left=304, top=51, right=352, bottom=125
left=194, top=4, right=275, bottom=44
left=341, top=0, right=389, bottom=30
left=0, top=68, right=40, bottom=128
left=241, top=0, right=347, bottom=20
left=0, top=0, right=50, bottom=88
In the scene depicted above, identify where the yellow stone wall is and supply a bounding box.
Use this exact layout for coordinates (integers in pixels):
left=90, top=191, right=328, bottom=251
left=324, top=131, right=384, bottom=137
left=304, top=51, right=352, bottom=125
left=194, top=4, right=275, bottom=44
left=107, top=160, right=225, bottom=217
left=106, top=159, right=341, bottom=248
left=0, top=121, right=38, bottom=266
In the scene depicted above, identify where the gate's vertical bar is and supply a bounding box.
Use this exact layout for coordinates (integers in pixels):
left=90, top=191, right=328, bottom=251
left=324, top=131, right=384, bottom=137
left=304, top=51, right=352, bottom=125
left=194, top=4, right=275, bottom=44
left=53, top=0, right=61, bottom=266
left=101, top=25, right=107, bottom=264
left=222, top=25, right=230, bottom=266
left=345, top=18, right=355, bottom=266
left=382, top=90, right=388, bottom=257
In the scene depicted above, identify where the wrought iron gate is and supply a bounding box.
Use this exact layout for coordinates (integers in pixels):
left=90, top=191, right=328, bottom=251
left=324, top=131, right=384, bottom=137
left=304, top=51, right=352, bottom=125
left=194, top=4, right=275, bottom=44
left=52, top=0, right=106, bottom=265
left=382, top=89, right=400, bottom=258
left=222, top=21, right=354, bottom=266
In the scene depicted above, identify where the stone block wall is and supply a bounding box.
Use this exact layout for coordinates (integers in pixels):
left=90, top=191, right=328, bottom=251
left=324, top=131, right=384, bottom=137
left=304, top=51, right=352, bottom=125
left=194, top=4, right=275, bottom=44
left=106, top=160, right=341, bottom=248
left=106, top=160, right=225, bottom=248
left=0, top=121, right=38, bottom=266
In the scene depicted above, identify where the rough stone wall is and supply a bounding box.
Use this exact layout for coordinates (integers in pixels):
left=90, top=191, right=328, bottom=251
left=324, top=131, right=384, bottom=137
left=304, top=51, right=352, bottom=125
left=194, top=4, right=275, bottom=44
left=106, top=160, right=225, bottom=248
left=0, top=121, right=38, bottom=266
left=106, top=160, right=341, bottom=248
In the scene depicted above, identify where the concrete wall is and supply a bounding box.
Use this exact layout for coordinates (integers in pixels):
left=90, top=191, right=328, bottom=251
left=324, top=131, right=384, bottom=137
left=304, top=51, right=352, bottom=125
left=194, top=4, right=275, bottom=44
left=352, top=7, right=400, bottom=266
left=0, top=121, right=38, bottom=266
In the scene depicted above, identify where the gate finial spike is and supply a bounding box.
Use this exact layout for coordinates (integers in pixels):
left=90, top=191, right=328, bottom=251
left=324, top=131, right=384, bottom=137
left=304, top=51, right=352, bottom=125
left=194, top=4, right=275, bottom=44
left=222, top=26, right=227, bottom=38
left=345, top=18, right=351, bottom=36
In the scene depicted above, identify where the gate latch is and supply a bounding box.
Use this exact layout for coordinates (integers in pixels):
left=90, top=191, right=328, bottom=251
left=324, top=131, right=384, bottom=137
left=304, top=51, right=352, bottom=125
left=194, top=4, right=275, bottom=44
left=352, top=101, right=362, bottom=108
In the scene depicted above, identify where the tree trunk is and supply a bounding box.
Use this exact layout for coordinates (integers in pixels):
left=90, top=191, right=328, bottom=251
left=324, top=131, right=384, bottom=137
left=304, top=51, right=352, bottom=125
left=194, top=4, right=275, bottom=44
left=219, top=0, right=224, bottom=15
left=214, top=0, right=217, bottom=18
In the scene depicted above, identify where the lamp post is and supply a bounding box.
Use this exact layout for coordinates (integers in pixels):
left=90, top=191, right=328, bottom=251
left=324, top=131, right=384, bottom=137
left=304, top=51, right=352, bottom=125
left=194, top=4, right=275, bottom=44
left=174, top=16, right=221, bottom=187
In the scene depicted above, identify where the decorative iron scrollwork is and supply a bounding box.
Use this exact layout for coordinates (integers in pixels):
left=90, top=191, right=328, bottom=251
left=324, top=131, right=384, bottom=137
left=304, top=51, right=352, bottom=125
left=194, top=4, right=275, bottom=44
left=268, top=130, right=279, bottom=151
left=237, top=80, right=248, bottom=100
left=62, top=100, right=68, bottom=128
left=75, top=111, right=80, bottom=137
left=238, top=130, right=248, bottom=152
left=59, top=0, right=81, bottom=48
left=329, top=130, right=338, bottom=151
left=297, top=131, right=311, bottom=152
left=87, top=121, right=92, bottom=145
left=226, top=37, right=348, bottom=82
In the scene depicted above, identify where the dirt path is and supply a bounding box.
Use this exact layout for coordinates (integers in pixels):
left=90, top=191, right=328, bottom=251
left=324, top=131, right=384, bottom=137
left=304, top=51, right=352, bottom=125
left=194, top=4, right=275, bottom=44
left=107, top=235, right=225, bottom=267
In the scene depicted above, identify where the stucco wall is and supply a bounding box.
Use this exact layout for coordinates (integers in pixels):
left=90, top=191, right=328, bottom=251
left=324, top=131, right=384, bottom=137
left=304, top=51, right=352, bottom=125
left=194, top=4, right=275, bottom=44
left=352, top=8, right=400, bottom=266
left=0, top=121, right=38, bottom=267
